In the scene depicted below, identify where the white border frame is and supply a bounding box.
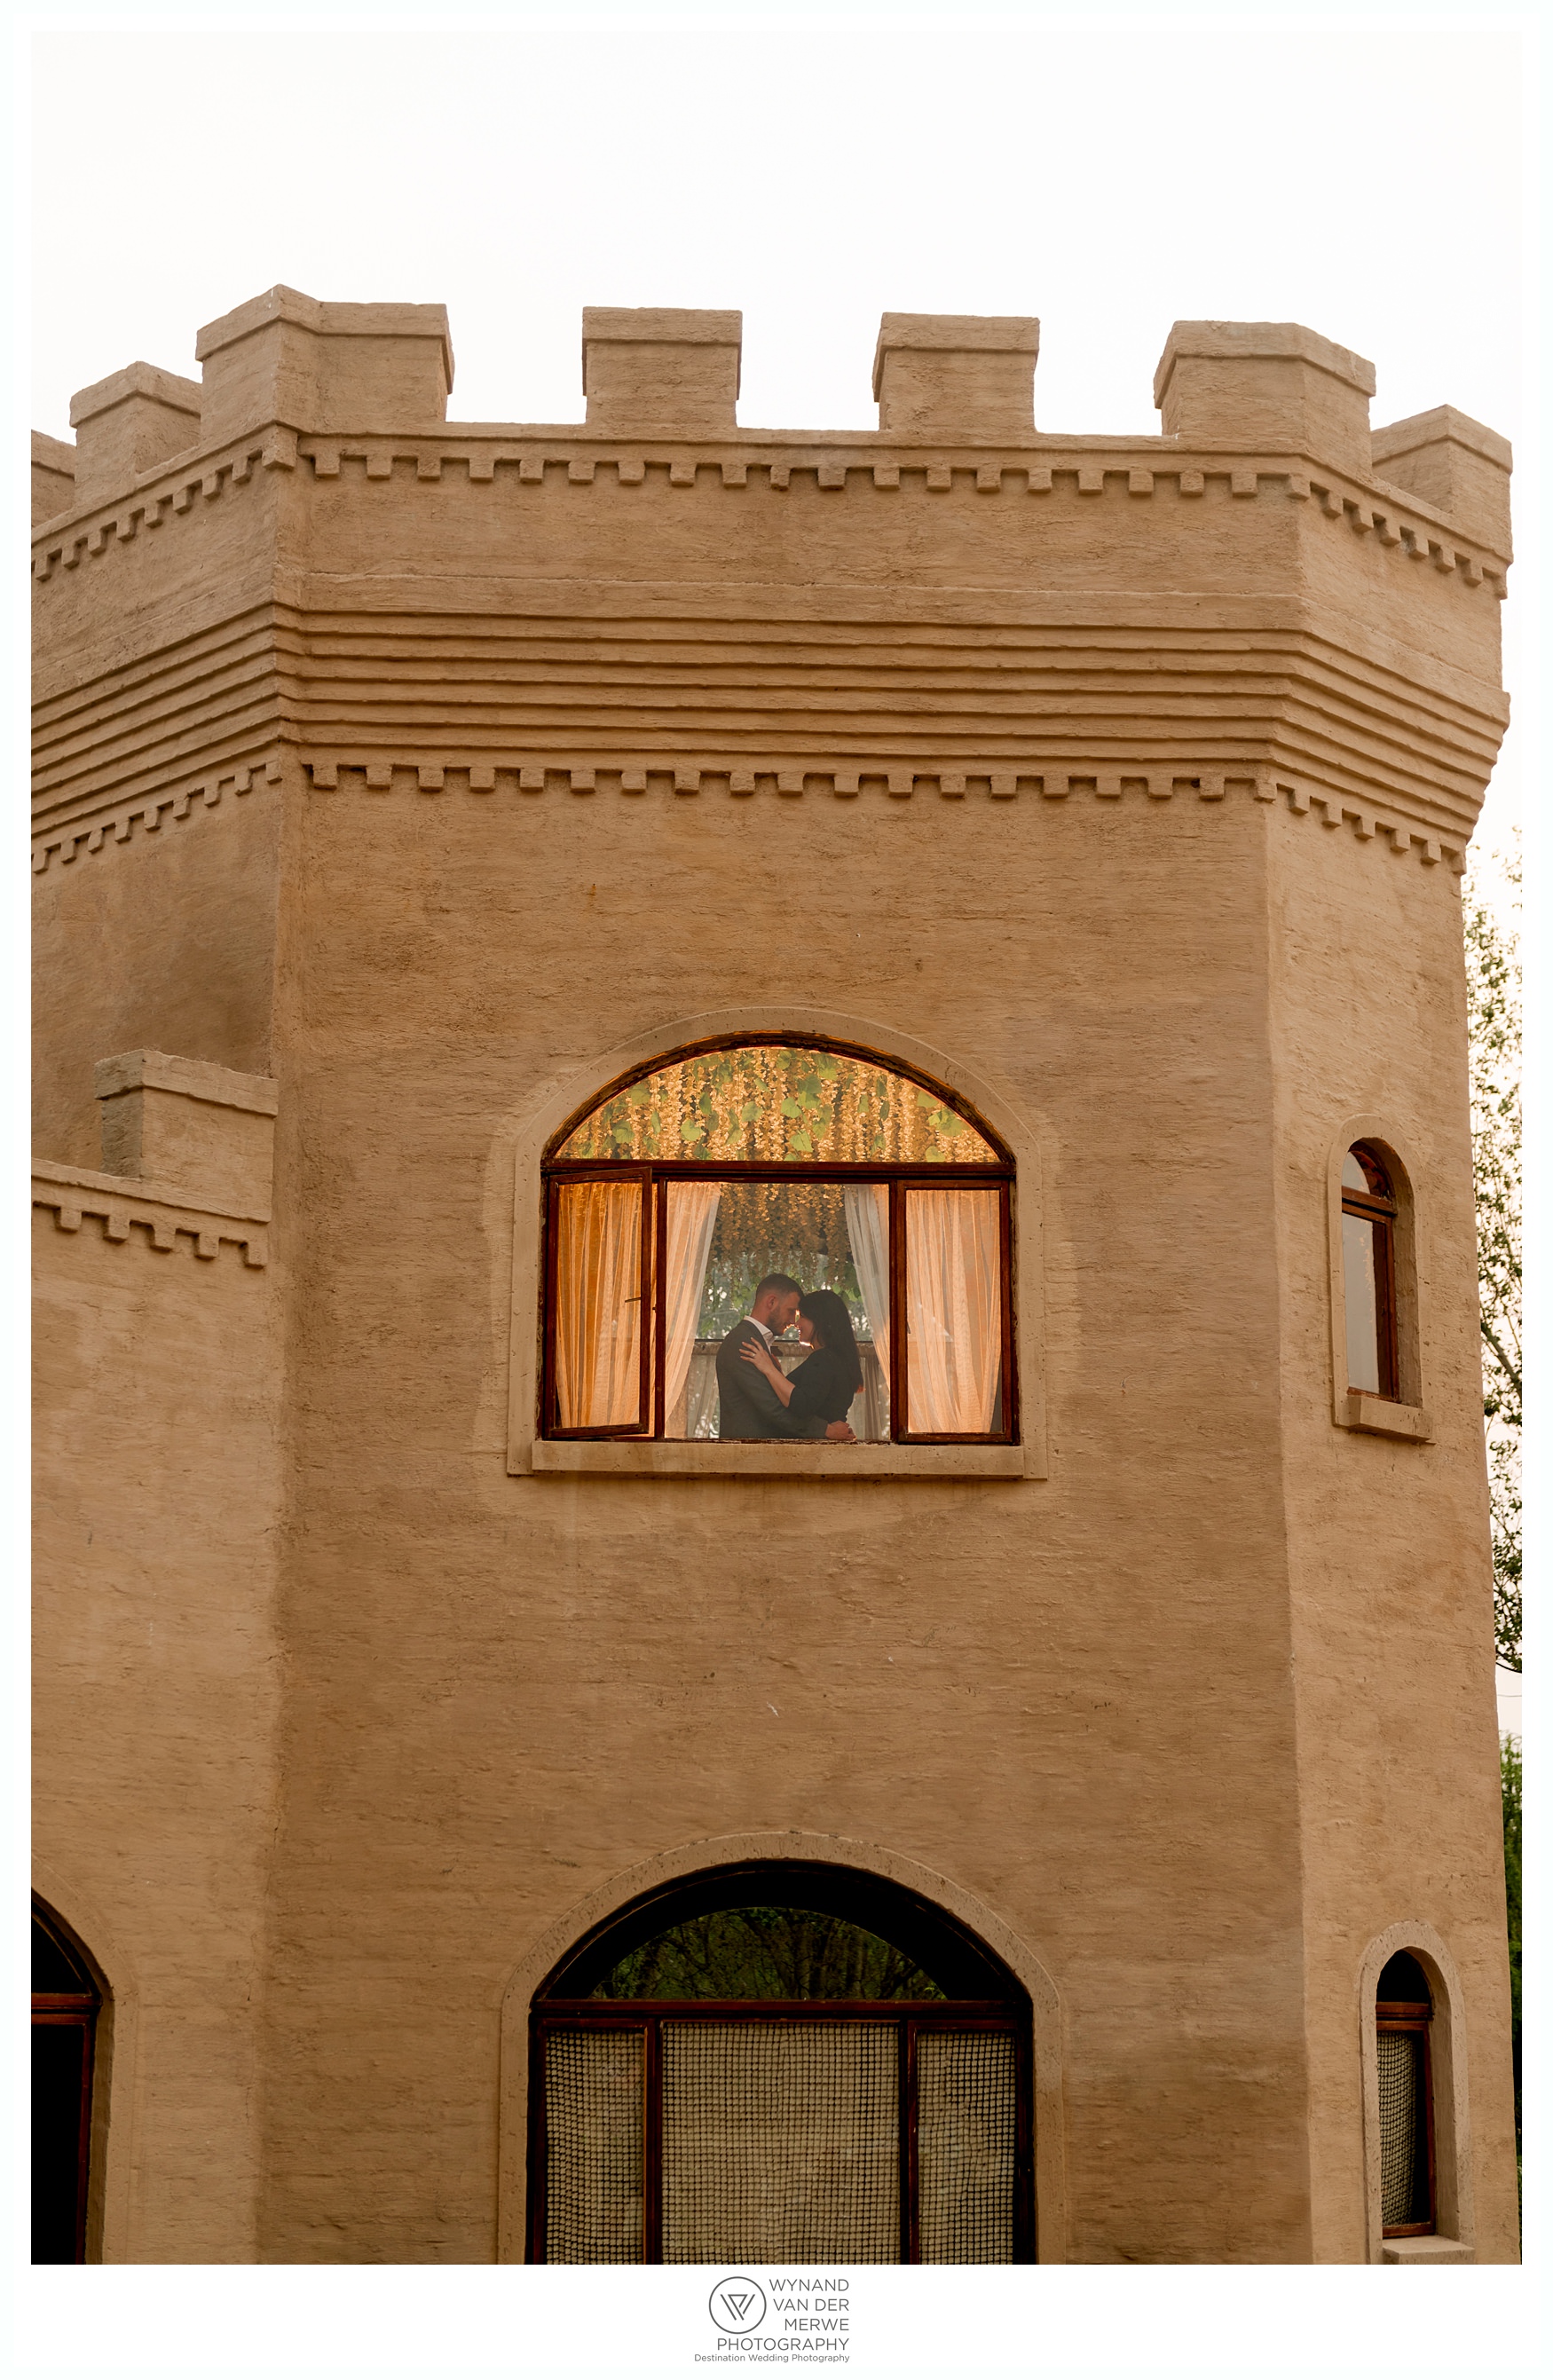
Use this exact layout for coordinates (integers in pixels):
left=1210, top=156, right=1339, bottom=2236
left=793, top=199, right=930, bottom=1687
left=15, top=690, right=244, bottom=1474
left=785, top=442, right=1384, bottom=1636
left=495, top=1827, right=1068, bottom=2265
left=504, top=1004, right=1047, bottom=1478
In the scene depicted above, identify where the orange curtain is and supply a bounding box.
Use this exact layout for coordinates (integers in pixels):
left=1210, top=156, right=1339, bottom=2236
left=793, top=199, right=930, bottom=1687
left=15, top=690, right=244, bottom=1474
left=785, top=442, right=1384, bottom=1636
left=554, top=1180, right=643, bottom=1428
left=905, top=1188, right=1001, bottom=1433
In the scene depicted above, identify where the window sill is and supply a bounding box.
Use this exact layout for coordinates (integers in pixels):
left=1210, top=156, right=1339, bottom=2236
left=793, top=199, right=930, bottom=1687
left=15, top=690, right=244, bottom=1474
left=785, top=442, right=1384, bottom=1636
left=1337, top=1392, right=1432, bottom=1442
left=524, top=1439, right=1031, bottom=1479
left=1381, top=2235, right=1473, bottom=2264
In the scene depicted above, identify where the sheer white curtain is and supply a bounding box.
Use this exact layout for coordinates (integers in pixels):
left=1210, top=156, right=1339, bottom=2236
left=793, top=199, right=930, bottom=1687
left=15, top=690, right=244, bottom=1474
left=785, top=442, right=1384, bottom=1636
left=905, top=1187, right=1001, bottom=1433
left=842, top=1186, right=891, bottom=1383
left=554, top=1180, right=643, bottom=1428
left=662, top=1183, right=721, bottom=1434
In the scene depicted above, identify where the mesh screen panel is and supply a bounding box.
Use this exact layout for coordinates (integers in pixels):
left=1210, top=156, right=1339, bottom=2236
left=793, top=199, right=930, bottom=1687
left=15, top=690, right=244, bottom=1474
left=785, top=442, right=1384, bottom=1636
left=661, top=2021, right=900, bottom=2264
left=544, top=2030, right=644, bottom=2263
left=917, top=2030, right=1018, bottom=2263
left=1378, top=2029, right=1424, bottom=2228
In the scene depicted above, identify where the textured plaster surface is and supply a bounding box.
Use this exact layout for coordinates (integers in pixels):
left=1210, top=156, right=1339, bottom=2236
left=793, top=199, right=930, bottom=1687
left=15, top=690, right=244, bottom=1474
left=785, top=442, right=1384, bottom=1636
left=32, top=299, right=1517, bottom=2264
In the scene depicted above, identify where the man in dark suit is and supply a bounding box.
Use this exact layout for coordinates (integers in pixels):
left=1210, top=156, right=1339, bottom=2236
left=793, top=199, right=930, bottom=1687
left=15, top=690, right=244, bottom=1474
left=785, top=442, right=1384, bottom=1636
left=715, top=1273, right=856, bottom=1441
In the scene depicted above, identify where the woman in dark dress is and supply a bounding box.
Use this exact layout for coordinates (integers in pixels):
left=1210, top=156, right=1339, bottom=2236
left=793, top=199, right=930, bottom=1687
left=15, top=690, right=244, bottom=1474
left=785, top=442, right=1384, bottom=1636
left=739, top=1287, right=864, bottom=1435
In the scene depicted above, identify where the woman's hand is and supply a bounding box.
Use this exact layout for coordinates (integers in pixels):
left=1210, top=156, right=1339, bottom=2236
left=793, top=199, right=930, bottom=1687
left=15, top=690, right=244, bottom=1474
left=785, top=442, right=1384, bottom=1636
left=739, top=1334, right=796, bottom=1406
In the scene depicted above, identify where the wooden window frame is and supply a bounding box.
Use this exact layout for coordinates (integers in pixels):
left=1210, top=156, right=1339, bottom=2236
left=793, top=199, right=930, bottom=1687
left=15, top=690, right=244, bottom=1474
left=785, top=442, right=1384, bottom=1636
left=540, top=1159, right=1017, bottom=1449
left=527, top=1999, right=1033, bottom=2266
left=1342, top=1144, right=1400, bottom=1402
left=1376, top=1997, right=1437, bottom=2238
left=539, top=1036, right=1018, bottom=1450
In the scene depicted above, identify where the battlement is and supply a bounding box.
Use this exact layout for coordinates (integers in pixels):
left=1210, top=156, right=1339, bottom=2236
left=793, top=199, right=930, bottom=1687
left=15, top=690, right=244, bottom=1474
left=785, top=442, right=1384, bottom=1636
left=33, top=294, right=1511, bottom=562
left=30, top=290, right=1513, bottom=913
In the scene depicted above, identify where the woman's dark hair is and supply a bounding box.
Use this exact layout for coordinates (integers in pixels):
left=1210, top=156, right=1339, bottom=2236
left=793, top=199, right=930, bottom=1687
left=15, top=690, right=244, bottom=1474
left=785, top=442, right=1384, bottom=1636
left=798, top=1289, right=864, bottom=1396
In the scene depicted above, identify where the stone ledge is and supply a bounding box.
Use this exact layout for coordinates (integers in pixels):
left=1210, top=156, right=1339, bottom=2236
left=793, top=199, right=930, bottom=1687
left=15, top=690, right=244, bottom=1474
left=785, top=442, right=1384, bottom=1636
left=92, top=1050, right=278, bottom=1115
left=524, top=1438, right=1029, bottom=1480
left=1380, top=2234, right=1474, bottom=2264
left=1338, top=1392, right=1433, bottom=1442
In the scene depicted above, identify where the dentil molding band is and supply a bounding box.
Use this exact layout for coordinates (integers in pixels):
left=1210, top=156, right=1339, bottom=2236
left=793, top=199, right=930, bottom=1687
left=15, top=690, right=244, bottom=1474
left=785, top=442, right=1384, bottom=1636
left=29, top=746, right=1463, bottom=877
left=301, top=756, right=1463, bottom=871
left=31, top=430, right=1508, bottom=599
left=31, top=753, right=282, bottom=875
left=32, top=1162, right=269, bottom=1267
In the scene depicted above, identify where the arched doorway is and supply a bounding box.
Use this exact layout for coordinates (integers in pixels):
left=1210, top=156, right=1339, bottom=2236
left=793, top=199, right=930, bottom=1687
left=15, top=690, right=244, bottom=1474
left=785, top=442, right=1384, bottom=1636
left=31, top=1897, right=101, bottom=2263
left=529, top=1861, right=1032, bottom=2263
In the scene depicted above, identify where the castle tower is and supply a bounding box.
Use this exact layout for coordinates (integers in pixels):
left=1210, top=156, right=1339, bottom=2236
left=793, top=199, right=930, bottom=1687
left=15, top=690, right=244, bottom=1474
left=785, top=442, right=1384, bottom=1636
left=32, top=291, right=1518, bottom=2264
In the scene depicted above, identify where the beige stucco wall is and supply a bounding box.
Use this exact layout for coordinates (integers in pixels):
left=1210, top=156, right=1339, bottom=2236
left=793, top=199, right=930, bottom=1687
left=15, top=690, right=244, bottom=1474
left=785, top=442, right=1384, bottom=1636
left=32, top=1198, right=282, bottom=2259
left=32, top=297, right=1517, bottom=2262
left=256, top=775, right=1308, bottom=2261
left=1264, top=818, right=1518, bottom=2259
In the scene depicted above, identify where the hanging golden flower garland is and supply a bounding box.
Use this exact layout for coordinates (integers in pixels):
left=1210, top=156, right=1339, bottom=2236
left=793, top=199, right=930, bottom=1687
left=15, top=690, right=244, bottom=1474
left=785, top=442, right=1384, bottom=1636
left=559, top=1044, right=996, bottom=1165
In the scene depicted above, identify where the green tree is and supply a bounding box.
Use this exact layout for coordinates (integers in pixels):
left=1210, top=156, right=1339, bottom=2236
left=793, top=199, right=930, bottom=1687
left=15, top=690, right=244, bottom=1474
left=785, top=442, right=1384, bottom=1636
left=1462, top=838, right=1521, bottom=1670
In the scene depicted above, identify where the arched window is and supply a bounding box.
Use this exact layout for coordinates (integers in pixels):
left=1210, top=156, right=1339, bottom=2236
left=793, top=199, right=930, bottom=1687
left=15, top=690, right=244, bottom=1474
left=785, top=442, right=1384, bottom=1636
left=1341, top=1143, right=1399, bottom=1399
left=540, top=1039, right=1015, bottom=1445
left=529, top=1862, right=1032, bottom=2263
left=32, top=1898, right=101, bottom=2263
left=1376, top=1951, right=1435, bottom=2238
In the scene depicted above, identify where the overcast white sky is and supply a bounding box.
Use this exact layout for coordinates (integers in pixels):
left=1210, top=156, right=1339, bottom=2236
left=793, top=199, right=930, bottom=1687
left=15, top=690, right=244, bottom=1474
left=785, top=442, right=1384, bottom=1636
left=19, top=13, right=1537, bottom=2367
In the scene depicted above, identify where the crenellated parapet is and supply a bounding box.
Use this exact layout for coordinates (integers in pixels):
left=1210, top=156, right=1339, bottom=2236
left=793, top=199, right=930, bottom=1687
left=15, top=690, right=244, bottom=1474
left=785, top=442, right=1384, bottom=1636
left=31, top=292, right=1511, bottom=887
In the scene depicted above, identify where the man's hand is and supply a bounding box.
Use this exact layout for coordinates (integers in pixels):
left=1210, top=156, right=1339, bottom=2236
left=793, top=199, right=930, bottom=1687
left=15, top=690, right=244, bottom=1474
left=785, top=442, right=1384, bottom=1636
left=824, top=1421, right=857, bottom=1443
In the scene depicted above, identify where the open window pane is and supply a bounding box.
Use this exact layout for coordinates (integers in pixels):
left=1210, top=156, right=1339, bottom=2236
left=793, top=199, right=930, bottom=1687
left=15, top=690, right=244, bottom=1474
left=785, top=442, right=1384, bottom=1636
left=1342, top=1210, right=1383, bottom=1392
left=669, top=1179, right=887, bottom=1442
left=552, top=1179, right=644, bottom=1429
left=660, top=2021, right=900, bottom=2263
left=905, top=1187, right=1003, bottom=1434
left=543, top=2030, right=644, bottom=2262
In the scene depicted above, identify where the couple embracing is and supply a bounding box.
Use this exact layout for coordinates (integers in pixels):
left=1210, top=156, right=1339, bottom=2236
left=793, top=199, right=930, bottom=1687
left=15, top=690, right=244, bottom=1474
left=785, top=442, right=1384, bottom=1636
left=714, top=1273, right=863, bottom=1443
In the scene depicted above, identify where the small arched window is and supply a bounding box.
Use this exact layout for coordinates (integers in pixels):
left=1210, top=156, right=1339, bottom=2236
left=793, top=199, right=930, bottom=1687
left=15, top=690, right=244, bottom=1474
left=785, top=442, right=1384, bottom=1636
left=530, top=1862, right=1032, bottom=2263
left=32, top=1899, right=101, bottom=2263
left=1376, top=1951, right=1435, bottom=2238
left=1341, top=1144, right=1399, bottom=1399
left=540, top=1039, right=1015, bottom=1445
